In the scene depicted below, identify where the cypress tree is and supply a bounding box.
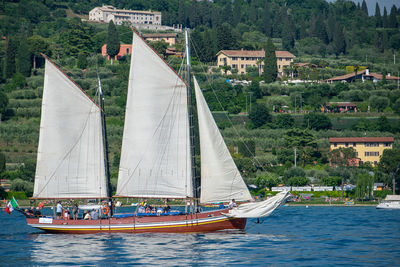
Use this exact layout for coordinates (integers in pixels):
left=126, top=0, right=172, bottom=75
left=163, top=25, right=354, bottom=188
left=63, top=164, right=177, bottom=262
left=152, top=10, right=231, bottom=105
left=5, top=38, right=16, bottom=79
left=361, top=0, right=368, bottom=15
left=263, top=38, right=277, bottom=83
left=383, top=7, right=388, bottom=28
left=17, top=33, right=32, bottom=77
left=375, top=3, right=382, bottom=27
left=388, top=5, right=399, bottom=28
left=333, top=22, right=346, bottom=56
left=106, top=21, right=120, bottom=65
left=282, top=15, right=295, bottom=50
left=232, top=0, right=241, bottom=26
left=315, top=14, right=329, bottom=44
left=262, top=1, right=271, bottom=37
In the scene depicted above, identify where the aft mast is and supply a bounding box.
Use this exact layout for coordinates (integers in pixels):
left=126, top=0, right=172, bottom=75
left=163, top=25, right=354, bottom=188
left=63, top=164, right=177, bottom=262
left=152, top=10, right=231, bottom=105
left=185, top=29, right=199, bottom=211
left=98, top=76, right=113, bottom=215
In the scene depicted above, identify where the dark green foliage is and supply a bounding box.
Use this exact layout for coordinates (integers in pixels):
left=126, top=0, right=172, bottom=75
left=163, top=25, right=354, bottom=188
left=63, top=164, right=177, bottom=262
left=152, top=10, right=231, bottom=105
left=274, top=114, right=295, bottom=129
left=255, top=173, right=281, bottom=190
left=0, top=152, right=5, bottom=173
left=248, top=80, right=261, bottom=99
left=322, top=176, right=341, bottom=187
left=288, top=176, right=309, bottom=186
left=216, top=23, right=238, bottom=50
left=361, top=0, right=368, bottom=15
left=148, top=40, right=168, bottom=58
left=369, top=96, right=389, bottom=112
left=263, top=38, right=277, bottom=83
left=375, top=3, right=382, bottom=27
left=28, top=35, right=50, bottom=69
left=355, top=173, right=374, bottom=200
left=284, top=166, right=306, bottom=180
left=249, top=104, right=271, bottom=128
left=374, top=116, right=392, bottom=132
left=5, top=38, right=16, bottom=79
left=61, top=21, right=95, bottom=57
left=378, top=148, right=400, bottom=193
left=303, top=113, right=331, bottom=130
left=332, top=22, right=346, bottom=56
left=76, top=53, right=87, bottom=69
left=389, top=5, right=399, bottom=28
left=17, top=33, right=32, bottom=77
left=0, top=91, right=8, bottom=119
left=237, top=139, right=255, bottom=157
left=106, top=21, right=120, bottom=62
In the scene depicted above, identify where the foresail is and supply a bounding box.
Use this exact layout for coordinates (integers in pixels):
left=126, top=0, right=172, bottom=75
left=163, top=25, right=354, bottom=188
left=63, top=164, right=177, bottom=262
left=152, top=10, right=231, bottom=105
left=194, top=77, right=252, bottom=203
left=33, top=58, right=108, bottom=199
left=116, top=32, right=192, bottom=198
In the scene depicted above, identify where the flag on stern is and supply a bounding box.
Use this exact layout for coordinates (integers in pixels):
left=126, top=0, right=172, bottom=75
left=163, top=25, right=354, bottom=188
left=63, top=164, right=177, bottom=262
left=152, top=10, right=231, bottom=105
left=4, top=197, right=19, bottom=214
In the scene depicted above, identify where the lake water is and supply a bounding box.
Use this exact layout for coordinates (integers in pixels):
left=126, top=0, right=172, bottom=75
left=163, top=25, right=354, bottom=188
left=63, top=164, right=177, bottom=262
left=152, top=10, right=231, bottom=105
left=1, top=206, right=399, bottom=266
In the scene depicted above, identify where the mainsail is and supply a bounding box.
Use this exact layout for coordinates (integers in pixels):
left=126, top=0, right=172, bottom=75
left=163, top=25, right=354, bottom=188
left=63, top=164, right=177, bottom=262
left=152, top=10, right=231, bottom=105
left=194, top=77, right=252, bottom=203
left=116, top=32, right=192, bottom=198
left=33, top=58, right=108, bottom=199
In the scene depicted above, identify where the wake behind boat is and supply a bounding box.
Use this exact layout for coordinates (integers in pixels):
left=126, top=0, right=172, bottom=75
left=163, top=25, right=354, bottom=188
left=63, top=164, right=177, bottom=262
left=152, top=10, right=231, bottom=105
left=22, top=29, right=289, bottom=234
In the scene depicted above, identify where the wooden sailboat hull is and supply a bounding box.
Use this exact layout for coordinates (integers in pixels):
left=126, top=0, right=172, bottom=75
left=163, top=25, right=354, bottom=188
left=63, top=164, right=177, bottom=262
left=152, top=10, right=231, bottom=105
left=25, top=209, right=246, bottom=234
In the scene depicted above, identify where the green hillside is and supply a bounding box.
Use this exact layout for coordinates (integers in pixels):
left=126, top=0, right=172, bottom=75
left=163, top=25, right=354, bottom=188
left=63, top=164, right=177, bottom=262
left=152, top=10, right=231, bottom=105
left=0, top=0, right=399, bottom=199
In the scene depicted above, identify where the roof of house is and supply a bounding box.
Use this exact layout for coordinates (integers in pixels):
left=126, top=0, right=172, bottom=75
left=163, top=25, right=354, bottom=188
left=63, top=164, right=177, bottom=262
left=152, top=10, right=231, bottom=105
left=329, top=137, right=395, bottom=143
left=326, top=69, right=400, bottom=82
left=216, top=49, right=295, bottom=58
left=142, top=33, right=178, bottom=38
left=326, top=102, right=356, bottom=107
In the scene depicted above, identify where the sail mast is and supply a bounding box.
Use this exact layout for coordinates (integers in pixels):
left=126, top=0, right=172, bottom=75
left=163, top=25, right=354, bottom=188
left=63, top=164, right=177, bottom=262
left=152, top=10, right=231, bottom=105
left=98, top=77, right=112, bottom=213
left=185, top=29, right=199, bottom=206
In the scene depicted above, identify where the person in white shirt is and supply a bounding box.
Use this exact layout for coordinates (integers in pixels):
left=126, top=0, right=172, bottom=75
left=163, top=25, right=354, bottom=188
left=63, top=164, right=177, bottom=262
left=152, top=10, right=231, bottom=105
left=228, top=199, right=237, bottom=209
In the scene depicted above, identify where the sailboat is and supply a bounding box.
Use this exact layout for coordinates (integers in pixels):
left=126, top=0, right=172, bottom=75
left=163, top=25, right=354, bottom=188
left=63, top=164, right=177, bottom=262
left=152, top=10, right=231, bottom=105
left=24, top=30, right=289, bottom=234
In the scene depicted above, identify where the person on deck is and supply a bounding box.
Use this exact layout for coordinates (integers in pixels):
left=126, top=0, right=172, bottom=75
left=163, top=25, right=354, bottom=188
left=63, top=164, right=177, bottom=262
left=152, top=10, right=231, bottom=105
left=56, top=201, right=62, bottom=219
left=72, top=204, right=79, bottom=220
left=83, top=211, right=91, bottom=220
left=90, top=209, right=99, bottom=220
left=229, top=199, right=237, bottom=208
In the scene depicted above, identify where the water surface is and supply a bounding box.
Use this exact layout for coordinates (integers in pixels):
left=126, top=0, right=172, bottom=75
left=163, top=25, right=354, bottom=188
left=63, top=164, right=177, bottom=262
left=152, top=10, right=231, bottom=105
left=1, top=206, right=399, bottom=266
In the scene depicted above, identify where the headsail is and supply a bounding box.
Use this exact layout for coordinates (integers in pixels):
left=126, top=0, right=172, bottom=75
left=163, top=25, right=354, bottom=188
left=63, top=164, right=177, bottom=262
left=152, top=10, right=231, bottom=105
left=33, top=58, right=108, bottom=199
left=193, top=77, right=252, bottom=203
left=116, top=31, right=192, bottom=198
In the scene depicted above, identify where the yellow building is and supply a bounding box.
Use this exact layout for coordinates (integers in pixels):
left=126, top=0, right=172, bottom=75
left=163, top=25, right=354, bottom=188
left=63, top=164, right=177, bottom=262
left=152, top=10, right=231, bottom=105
left=329, top=137, right=394, bottom=166
left=142, top=33, right=178, bottom=46
left=216, top=49, right=295, bottom=77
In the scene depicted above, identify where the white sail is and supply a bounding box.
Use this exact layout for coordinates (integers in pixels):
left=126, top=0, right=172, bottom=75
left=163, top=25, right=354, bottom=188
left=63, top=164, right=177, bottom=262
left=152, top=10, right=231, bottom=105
left=33, top=58, right=108, bottom=199
left=194, top=77, right=252, bottom=203
left=116, top=32, right=192, bottom=198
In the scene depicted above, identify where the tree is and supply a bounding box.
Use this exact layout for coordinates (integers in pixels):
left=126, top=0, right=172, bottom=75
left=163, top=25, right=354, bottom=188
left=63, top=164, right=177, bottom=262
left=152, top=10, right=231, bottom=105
left=28, top=35, right=49, bottom=69
left=17, top=32, right=32, bottom=77
left=248, top=104, right=271, bottom=128
left=375, top=3, right=382, bottom=27
left=355, top=173, right=374, bottom=201
left=248, top=80, right=261, bottom=99
left=378, top=148, right=400, bottom=194
left=0, top=91, right=8, bottom=120
left=284, top=128, right=317, bottom=167
left=369, top=96, right=389, bottom=112
left=263, top=38, right=277, bottom=83
left=361, top=0, right=368, bottom=15
left=329, top=147, right=357, bottom=200
left=383, top=7, right=388, bottom=28
left=106, top=21, right=120, bottom=65
left=0, top=152, right=5, bottom=173
left=303, top=113, right=331, bottom=130
left=5, top=37, right=16, bottom=79
left=77, top=53, right=87, bottom=69
left=148, top=40, right=168, bottom=58
left=274, top=114, right=294, bottom=129
left=216, top=23, right=238, bottom=50
left=332, top=22, right=346, bottom=56
left=388, top=5, right=399, bottom=28
left=374, top=116, right=392, bottom=132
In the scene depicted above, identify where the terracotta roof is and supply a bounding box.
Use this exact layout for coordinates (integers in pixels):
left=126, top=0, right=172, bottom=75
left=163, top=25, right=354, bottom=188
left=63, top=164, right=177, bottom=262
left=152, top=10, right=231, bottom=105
left=326, top=70, right=367, bottom=81
left=143, top=33, right=178, bottom=38
left=364, top=73, right=400, bottom=80
left=326, top=102, right=356, bottom=107
left=275, top=51, right=295, bottom=58
left=216, top=50, right=295, bottom=58
left=329, top=137, right=394, bottom=143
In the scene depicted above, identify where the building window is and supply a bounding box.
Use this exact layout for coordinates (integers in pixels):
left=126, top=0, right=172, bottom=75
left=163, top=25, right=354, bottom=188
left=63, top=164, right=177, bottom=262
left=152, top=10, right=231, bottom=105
left=355, top=152, right=358, bottom=157
left=241, top=64, right=244, bottom=68
left=374, top=161, right=378, bottom=165
left=232, top=64, right=237, bottom=68
left=233, top=57, right=237, bottom=60
left=365, top=151, right=379, bottom=156
left=345, top=143, right=348, bottom=147
left=353, top=143, right=356, bottom=147
left=384, top=143, right=391, bottom=147
left=334, top=143, right=337, bottom=147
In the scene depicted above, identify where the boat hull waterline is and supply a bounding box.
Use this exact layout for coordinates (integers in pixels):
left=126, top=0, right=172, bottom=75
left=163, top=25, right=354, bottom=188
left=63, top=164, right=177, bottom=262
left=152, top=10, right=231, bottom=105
left=26, top=209, right=246, bottom=234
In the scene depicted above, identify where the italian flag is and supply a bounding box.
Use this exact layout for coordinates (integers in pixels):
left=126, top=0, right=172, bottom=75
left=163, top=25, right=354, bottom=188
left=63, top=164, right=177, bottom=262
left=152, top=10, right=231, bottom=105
left=4, top=197, right=19, bottom=214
